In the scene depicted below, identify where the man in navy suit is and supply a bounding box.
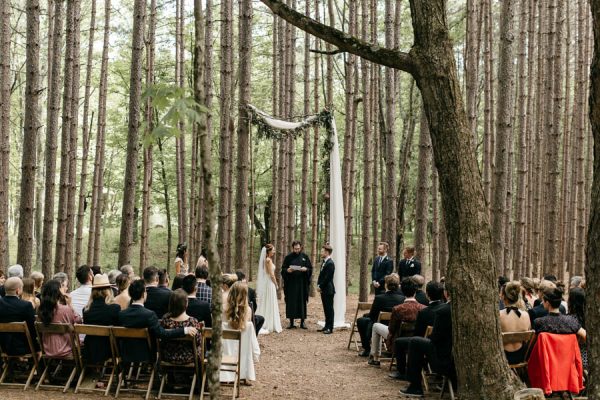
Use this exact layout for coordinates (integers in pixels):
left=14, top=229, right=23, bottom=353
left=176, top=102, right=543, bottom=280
left=317, top=244, right=335, bottom=334
left=372, top=242, right=394, bottom=295
left=397, top=247, right=421, bottom=280
left=0, top=277, right=39, bottom=355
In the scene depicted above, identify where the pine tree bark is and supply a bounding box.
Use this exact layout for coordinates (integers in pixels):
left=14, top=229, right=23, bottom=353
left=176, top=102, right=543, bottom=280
left=234, top=0, right=252, bottom=275
left=431, top=166, right=440, bottom=281
left=75, top=0, right=97, bottom=269
left=0, top=0, right=12, bottom=271
left=465, top=0, right=481, bottom=145
left=482, top=0, right=494, bottom=207
left=414, top=107, right=431, bottom=270
left=300, top=0, right=310, bottom=247
left=140, top=0, right=157, bottom=271
left=585, top=3, right=600, bottom=398
left=88, top=0, right=111, bottom=267
left=17, top=0, right=41, bottom=276
left=491, top=0, right=516, bottom=275
left=309, top=0, right=320, bottom=297
left=118, top=0, right=146, bottom=267
left=217, top=0, right=233, bottom=272
left=175, top=0, right=187, bottom=245
left=259, top=1, right=525, bottom=397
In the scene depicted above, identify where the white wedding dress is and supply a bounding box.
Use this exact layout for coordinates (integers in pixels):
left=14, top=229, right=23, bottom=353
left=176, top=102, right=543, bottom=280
left=256, top=248, right=283, bottom=334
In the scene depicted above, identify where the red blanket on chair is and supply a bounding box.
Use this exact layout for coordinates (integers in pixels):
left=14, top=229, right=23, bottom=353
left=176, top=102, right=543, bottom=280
left=528, top=332, right=583, bottom=395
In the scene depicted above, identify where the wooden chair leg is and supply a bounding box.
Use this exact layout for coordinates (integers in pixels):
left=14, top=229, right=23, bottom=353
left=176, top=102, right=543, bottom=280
left=35, top=361, right=50, bottom=391
left=158, top=373, right=166, bottom=399
left=24, top=362, right=37, bottom=391
left=145, top=367, right=155, bottom=400
left=0, top=359, right=10, bottom=384
left=200, top=371, right=207, bottom=400
left=75, top=365, right=87, bottom=393
left=64, top=364, right=78, bottom=393
left=188, top=372, right=197, bottom=400
left=115, top=370, right=124, bottom=399
left=104, top=366, right=115, bottom=397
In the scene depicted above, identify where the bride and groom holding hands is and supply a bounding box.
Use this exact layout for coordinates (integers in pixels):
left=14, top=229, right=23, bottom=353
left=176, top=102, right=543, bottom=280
left=255, top=241, right=336, bottom=334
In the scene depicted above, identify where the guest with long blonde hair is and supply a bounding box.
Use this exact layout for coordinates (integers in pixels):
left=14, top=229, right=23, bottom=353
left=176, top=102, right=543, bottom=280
left=21, top=278, right=40, bottom=310
left=225, top=282, right=252, bottom=330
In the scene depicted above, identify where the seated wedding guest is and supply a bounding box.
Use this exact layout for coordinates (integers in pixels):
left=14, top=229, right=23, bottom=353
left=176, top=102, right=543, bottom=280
left=91, top=265, right=103, bottom=276
left=369, top=278, right=425, bottom=366
left=38, top=280, right=82, bottom=358
left=534, top=286, right=586, bottom=341
left=528, top=280, right=566, bottom=323
left=171, top=273, right=186, bottom=291
left=410, top=275, right=430, bottom=306
left=390, top=280, right=446, bottom=380
left=118, top=279, right=197, bottom=362
left=499, top=281, right=531, bottom=364
left=235, top=270, right=265, bottom=335
left=158, top=268, right=170, bottom=288
left=222, top=282, right=260, bottom=385
left=570, top=276, right=584, bottom=290
left=568, top=287, right=587, bottom=369
left=30, top=271, right=44, bottom=298
left=120, top=264, right=135, bottom=279
left=144, top=266, right=171, bottom=318
left=0, top=270, right=5, bottom=296
left=195, top=266, right=212, bottom=304
left=160, top=289, right=203, bottom=364
left=82, top=274, right=120, bottom=364
left=181, top=275, right=212, bottom=327
left=0, top=277, right=39, bottom=354
left=21, top=278, right=40, bottom=310
left=114, top=274, right=131, bottom=310
left=107, top=269, right=121, bottom=296
left=400, top=299, right=454, bottom=397
left=520, top=277, right=537, bottom=310
left=1, top=264, right=24, bottom=297
left=70, top=265, right=94, bottom=318
left=357, top=273, right=404, bottom=357
left=52, top=272, right=70, bottom=295
left=221, top=274, right=238, bottom=319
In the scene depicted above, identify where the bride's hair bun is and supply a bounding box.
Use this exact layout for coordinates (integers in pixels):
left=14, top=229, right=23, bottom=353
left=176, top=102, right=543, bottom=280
left=265, top=244, right=274, bottom=252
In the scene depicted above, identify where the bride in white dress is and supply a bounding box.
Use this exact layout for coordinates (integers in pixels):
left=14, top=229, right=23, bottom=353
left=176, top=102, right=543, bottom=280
left=256, top=244, right=283, bottom=333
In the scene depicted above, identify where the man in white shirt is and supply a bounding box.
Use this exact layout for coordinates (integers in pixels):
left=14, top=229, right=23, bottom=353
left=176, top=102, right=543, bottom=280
left=70, top=265, right=94, bottom=317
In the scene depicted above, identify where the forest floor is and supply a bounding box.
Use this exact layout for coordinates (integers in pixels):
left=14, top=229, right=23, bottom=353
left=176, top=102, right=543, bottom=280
left=2, top=294, right=444, bottom=400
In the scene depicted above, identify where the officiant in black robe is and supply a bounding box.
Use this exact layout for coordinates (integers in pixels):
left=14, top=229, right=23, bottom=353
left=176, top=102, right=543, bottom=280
left=281, top=240, right=313, bottom=329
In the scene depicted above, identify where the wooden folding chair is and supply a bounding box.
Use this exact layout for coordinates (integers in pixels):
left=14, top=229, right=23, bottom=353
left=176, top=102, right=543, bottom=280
left=388, top=321, right=416, bottom=370
left=73, top=324, right=117, bottom=396
left=0, top=322, right=39, bottom=390
left=111, top=327, right=156, bottom=400
left=200, top=328, right=242, bottom=400
left=347, top=302, right=372, bottom=351
left=502, top=330, right=536, bottom=380
left=421, top=326, right=434, bottom=392
left=375, top=312, right=392, bottom=356
left=34, top=322, right=80, bottom=393
left=157, top=335, right=200, bottom=400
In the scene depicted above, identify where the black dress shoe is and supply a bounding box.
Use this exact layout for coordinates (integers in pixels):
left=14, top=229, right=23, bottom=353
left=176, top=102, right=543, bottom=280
left=358, top=349, right=370, bottom=357
left=322, top=328, right=332, bottom=334
left=317, top=327, right=325, bottom=332
left=368, top=359, right=381, bottom=366
left=299, top=322, right=308, bottom=329
left=286, top=324, right=296, bottom=329
left=388, top=371, right=407, bottom=380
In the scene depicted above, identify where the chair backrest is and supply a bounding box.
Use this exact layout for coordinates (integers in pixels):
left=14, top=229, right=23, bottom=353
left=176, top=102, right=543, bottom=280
left=222, top=329, right=242, bottom=341
left=502, top=330, right=535, bottom=346
left=0, top=322, right=36, bottom=357
left=158, top=334, right=199, bottom=369
left=110, top=326, right=153, bottom=363
left=400, top=321, right=416, bottom=336
left=74, top=324, right=112, bottom=337
left=378, top=312, right=392, bottom=323
left=35, top=322, right=78, bottom=360
left=358, top=302, right=372, bottom=311
left=424, top=325, right=433, bottom=338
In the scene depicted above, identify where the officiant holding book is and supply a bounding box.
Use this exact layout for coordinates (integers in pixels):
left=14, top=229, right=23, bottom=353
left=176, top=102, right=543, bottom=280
left=282, top=240, right=313, bottom=329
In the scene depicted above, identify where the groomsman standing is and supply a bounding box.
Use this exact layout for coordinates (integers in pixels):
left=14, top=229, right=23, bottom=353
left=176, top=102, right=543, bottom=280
left=317, top=243, right=335, bottom=334
left=371, top=242, right=394, bottom=295
left=397, top=246, right=421, bottom=280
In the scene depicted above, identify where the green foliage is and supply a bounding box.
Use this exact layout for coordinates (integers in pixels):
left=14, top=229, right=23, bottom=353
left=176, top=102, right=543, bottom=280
left=141, top=83, right=208, bottom=146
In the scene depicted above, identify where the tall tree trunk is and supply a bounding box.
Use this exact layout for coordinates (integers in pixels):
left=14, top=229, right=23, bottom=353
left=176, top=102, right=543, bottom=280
left=414, top=107, right=431, bottom=270
left=300, top=0, right=310, bottom=248
left=465, top=0, right=481, bottom=145
left=88, top=0, right=111, bottom=267
left=17, top=0, right=41, bottom=276
left=309, top=0, right=320, bottom=297
left=118, top=0, right=146, bottom=267
left=140, top=0, right=157, bottom=271
left=431, top=166, right=440, bottom=281
left=75, top=0, right=97, bottom=269
left=175, top=0, right=187, bottom=245
left=0, top=0, right=11, bottom=271
left=217, top=0, right=233, bottom=272
left=491, top=0, right=516, bottom=275
left=158, top=139, right=172, bottom=271
left=285, top=0, right=296, bottom=248
left=234, top=0, right=252, bottom=275
left=585, top=3, right=600, bottom=398
left=482, top=0, right=494, bottom=207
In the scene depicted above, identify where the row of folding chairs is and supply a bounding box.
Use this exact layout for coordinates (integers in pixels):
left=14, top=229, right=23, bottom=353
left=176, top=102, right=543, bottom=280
left=0, top=321, right=242, bottom=400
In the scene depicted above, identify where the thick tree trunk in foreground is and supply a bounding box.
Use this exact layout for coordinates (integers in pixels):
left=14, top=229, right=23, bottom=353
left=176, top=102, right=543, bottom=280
left=585, top=3, right=600, bottom=398
left=0, top=0, right=11, bottom=271
left=259, top=0, right=523, bottom=398
left=17, top=0, right=41, bottom=276
left=118, top=0, right=146, bottom=267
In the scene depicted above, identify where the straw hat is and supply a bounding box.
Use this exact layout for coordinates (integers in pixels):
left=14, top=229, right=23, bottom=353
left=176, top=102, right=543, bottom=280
left=92, top=274, right=112, bottom=289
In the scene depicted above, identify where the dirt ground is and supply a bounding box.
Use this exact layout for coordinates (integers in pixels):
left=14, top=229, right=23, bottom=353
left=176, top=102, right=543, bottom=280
left=2, top=295, right=442, bottom=399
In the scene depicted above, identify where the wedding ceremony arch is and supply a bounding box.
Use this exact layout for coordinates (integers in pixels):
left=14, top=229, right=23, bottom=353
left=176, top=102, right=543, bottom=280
left=247, top=105, right=349, bottom=328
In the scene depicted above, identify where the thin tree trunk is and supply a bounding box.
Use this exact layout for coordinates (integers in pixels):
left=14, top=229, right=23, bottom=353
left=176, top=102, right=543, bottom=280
left=17, top=0, right=41, bottom=276
left=431, top=166, right=440, bottom=281
left=491, top=0, right=516, bottom=274
left=158, top=139, right=172, bottom=272
left=140, top=0, right=157, bottom=271
left=465, top=0, right=481, bottom=146
left=482, top=0, right=494, bottom=207
left=118, top=0, right=147, bottom=267
left=0, top=0, right=11, bottom=270
left=75, top=0, right=97, bottom=269
left=414, top=107, right=431, bottom=271
left=309, top=0, right=320, bottom=297
left=88, top=0, right=111, bottom=267
left=175, top=0, right=187, bottom=245
left=234, top=0, right=252, bottom=275
left=300, top=0, right=310, bottom=247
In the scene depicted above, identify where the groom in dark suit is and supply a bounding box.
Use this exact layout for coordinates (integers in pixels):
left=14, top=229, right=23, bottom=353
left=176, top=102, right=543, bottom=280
left=317, top=243, right=335, bottom=334
left=372, top=242, right=394, bottom=295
